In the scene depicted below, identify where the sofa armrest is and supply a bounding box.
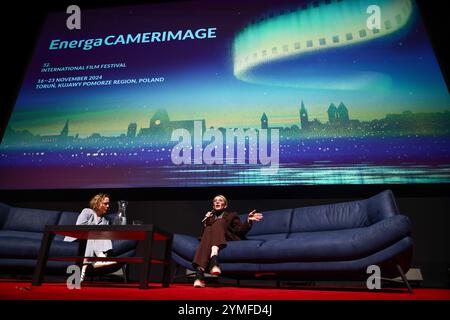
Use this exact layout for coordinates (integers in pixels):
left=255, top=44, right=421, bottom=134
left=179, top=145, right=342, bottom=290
left=0, top=202, right=11, bottom=229
left=368, top=214, right=412, bottom=242
left=366, top=189, right=401, bottom=223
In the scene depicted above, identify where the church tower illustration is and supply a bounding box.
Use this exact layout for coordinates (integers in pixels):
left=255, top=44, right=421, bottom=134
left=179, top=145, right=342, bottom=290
left=328, top=103, right=338, bottom=125
left=261, top=112, right=268, bottom=129
left=299, top=101, right=309, bottom=130
left=328, top=102, right=349, bottom=126
left=337, top=102, right=349, bottom=126
left=127, top=123, right=137, bottom=138
left=60, top=120, right=69, bottom=137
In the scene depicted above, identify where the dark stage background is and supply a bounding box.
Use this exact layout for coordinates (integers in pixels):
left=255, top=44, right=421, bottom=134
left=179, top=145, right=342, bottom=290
left=0, top=0, right=449, bottom=287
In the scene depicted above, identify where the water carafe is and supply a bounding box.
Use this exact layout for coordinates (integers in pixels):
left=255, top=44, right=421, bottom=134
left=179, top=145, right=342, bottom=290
left=114, top=200, right=128, bottom=225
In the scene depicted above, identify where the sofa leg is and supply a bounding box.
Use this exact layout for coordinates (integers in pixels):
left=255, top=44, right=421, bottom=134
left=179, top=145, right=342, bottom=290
left=171, top=263, right=196, bottom=283
left=170, top=262, right=179, bottom=283
left=396, top=264, right=413, bottom=294
left=122, top=264, right=128, bottom=284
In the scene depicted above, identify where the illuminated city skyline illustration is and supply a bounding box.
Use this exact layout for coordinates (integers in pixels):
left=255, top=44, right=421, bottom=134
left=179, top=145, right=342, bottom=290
left=6, top=0, right=449, bottom=138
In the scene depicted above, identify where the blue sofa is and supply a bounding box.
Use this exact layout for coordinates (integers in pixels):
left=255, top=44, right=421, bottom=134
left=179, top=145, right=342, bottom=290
left=0, top=202, right=137, bottom=276
left=172, top=190, right=413, bottom=289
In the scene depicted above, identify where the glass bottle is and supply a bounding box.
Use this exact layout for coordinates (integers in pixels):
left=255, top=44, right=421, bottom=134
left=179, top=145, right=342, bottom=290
left=114, top=200, right=128, bottom=225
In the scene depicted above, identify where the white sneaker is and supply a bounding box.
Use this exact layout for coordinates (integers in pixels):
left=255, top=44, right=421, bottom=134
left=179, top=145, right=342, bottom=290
left=93, top=250, right=116, bottom=268
left=210, top=265, right=221, bottom=276
left=93, top=261, right=117, bottom=268
left=94, top=250, right=108, bottom=257
left=193, top=279, right=205, bottom=288
left=80, top=264, right=87, bottom=282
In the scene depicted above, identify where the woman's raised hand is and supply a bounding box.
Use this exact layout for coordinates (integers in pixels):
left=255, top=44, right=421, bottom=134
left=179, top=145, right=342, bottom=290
left=248, top=210, right=263, bottom=222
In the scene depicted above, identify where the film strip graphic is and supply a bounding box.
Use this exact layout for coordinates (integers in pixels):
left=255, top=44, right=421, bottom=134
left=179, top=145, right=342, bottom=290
left=233, top=0, right=413, bottom=81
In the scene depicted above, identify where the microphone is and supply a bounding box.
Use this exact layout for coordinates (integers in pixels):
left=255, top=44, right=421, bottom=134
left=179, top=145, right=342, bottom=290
left=201, top=209, right=217, bottom=223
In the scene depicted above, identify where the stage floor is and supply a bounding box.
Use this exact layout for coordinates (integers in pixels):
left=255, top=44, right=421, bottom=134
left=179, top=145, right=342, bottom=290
left=1, top=279, right=449, bottom=300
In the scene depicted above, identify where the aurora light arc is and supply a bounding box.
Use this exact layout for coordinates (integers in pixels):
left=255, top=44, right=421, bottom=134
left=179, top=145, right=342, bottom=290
left=233, top=0, right=413, bottom=90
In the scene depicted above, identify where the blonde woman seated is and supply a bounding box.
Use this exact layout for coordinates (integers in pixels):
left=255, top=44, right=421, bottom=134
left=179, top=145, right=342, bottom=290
left=64, top=193, right=117, bottom=282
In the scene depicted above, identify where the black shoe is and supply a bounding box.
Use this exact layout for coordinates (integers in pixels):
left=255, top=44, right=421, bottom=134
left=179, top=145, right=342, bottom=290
left=104, top=249, right=115, bottom=257
left=193, top=268, right=205, bottom=288
left=209, top=255, right=221, bottom=275
left=195, top=267, right=205, bottom=280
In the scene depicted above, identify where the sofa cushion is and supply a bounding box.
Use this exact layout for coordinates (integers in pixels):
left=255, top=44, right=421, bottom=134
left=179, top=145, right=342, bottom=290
left=173, top=215, right=409, bottom=264
left=57, top=211, right=79, bottom=225
left=48, top=240, right=79, bottom=257
left=0, top=230, right=44, bottom=240
left=291, top=200, right=370, bottom=233
left=245, top=208, right=292, bottom=236
left=255, top=237, right=413, bottom=278
left=0, top=233, right=78, bottom=259
left=0, top=202, right=10, bottom=229
left=54, top=211, right=80, bottom=240
left=172, top=234, right=199, bottom=261
left=3, top=207, right=60, bottom=232
left=218, top=215, right=411, bottom=263
left=246, top=233, right=287, bottom=241
left=219, top=239, right=266, bottom=261
left=111, top=240, right=139, bottom=257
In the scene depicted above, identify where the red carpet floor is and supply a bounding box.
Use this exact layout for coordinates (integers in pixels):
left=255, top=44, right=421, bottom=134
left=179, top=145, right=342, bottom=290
left=1, top=279, right=450, bottom=300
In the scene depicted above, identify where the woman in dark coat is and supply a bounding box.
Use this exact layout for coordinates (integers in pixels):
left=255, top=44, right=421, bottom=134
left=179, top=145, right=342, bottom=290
left=192, top=195, right=263, bottom=288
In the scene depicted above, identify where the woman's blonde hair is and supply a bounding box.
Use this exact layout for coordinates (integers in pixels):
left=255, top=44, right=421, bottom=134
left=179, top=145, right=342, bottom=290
left=213, top=194, right=228, bottom=207
left=89, top=193, right=110, bottom=211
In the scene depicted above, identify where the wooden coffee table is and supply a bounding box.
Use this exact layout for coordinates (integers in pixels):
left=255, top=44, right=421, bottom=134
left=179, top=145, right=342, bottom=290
left=31, top=224, right=173, bottom=289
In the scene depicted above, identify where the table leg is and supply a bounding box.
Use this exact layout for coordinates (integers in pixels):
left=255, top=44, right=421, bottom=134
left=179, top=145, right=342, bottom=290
left=77, top=239, right=87, bottom=268
left=162, top=235, right=173, bottom=287
left=139, top=231, right=154, bottom=289
left=32, top=231, right=55, bottom=286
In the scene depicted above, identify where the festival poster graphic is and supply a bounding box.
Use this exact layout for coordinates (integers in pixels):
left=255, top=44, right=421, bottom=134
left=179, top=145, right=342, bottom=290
left=1, top=0, right=449, bottom=189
